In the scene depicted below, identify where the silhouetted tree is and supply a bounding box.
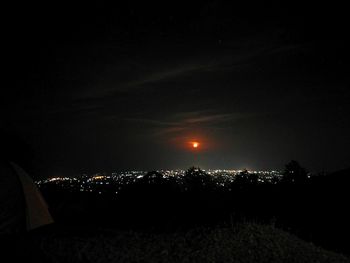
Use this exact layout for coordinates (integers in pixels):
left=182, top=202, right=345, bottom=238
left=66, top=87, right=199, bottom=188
left=183, top=167, right=215, bottom=192
left=234, top=169, right=258, bottom=185
left=281, top=160, right=308, bottom=184
left=140, top=171, right=164, bottom=185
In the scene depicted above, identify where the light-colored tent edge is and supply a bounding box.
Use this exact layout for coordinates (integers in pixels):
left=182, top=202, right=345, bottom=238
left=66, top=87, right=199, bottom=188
left=10, top=162, right=54, bottom=231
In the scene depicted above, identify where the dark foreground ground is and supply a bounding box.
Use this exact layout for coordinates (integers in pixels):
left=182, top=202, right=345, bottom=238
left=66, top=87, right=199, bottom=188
left=39, top=167, right=350, bottom=256
left=4, top=167, right=347, bottom=262
left=4, top=222, right=349, bottom=263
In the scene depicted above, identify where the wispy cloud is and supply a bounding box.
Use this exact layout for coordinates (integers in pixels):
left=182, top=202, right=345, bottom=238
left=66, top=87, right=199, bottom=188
left=76, top=40, right=303, bottom=102
left=123, top=110, right=251, bottom=136
left=184, top=113, right=237, bottom=124
left=117, top=43, right=302, bottom=92
left=45, top=39, right=303, bottom=122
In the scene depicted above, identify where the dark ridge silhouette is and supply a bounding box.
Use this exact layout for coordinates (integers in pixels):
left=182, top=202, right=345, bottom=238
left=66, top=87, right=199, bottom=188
left=35, top=162, right=350, bottom=256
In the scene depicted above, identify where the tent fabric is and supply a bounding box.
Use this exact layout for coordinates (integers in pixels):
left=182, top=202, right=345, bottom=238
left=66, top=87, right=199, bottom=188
left=10, top=162, right=54, bottom=231
left=0, top=160, right=26, bottom=234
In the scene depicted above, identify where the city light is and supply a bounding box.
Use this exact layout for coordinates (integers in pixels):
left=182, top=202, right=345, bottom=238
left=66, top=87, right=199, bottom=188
left=35, top=169, right=283, bottom=194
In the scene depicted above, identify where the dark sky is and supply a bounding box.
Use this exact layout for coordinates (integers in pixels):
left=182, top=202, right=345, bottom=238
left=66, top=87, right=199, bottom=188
left=2, top=1, right=349, bottom=176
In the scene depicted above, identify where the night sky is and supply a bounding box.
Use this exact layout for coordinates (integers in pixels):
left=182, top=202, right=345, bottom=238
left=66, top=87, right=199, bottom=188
left=2, top=1, right=349, bottom=176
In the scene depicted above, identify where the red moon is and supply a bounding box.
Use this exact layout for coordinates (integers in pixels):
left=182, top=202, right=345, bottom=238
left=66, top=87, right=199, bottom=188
left=192, top=141, right=199, bottom=148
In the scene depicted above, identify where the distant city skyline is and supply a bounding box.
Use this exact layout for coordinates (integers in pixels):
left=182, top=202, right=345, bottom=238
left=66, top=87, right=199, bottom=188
left=36, top=168, right=284, bottom=192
